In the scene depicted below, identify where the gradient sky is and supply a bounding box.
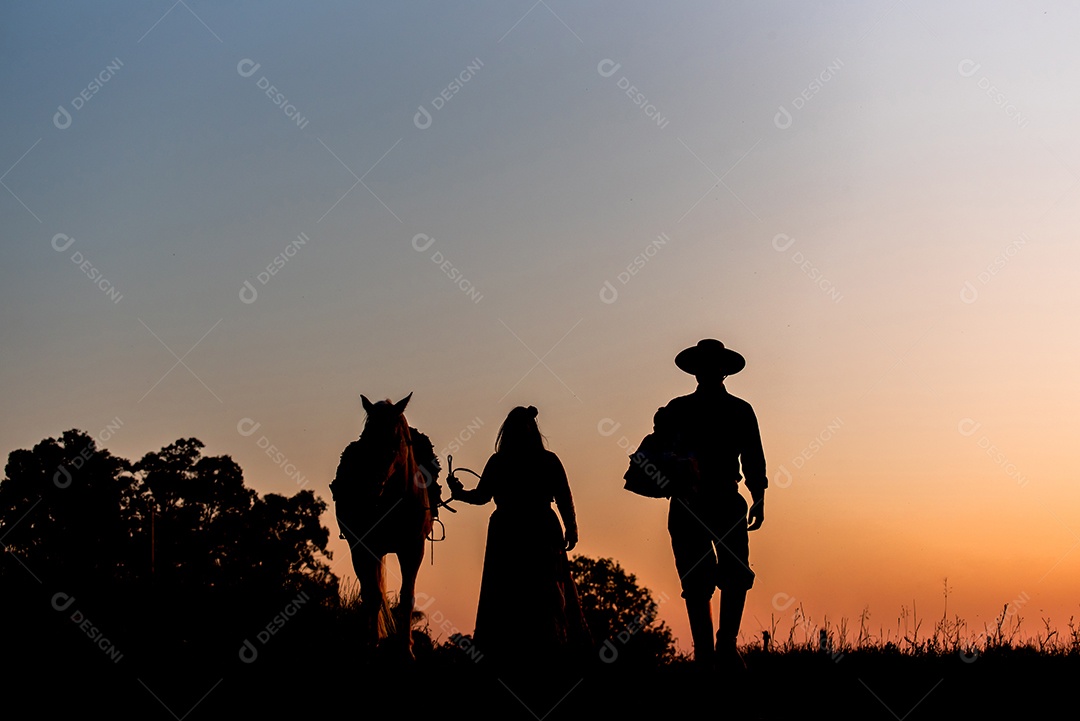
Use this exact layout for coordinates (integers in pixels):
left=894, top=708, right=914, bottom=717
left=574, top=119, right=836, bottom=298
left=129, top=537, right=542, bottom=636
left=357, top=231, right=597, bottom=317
left=4, top=1, right=1080, bottom=654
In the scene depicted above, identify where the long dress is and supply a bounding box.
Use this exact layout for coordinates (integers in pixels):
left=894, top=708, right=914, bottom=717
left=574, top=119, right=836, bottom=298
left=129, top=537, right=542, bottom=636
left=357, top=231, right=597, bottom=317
left=457, top=449, right=590, bottom=662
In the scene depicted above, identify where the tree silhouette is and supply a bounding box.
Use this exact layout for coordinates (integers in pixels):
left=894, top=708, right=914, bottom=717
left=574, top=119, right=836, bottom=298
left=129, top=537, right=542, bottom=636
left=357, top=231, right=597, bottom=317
left=131, top=437, right=335, bottom=602
left=0, top=430, right=336, bottom=628
left=0, top=429, right=137, bottom=587
left=570, top=555, right=679, bottom=667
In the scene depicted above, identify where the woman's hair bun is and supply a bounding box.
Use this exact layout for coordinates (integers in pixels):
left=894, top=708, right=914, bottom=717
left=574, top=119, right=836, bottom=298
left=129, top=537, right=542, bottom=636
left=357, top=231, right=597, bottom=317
left=527, top=405, right=539, bottom=418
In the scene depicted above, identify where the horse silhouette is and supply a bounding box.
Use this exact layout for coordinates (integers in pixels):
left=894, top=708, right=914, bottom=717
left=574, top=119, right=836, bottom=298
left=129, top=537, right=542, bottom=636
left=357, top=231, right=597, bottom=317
left=331, top=392, right=435, bottom=658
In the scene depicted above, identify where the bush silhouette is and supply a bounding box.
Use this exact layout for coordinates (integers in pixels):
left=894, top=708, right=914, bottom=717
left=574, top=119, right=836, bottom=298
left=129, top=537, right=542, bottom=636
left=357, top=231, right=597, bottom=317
left=570, top=555, right=679, bottom=667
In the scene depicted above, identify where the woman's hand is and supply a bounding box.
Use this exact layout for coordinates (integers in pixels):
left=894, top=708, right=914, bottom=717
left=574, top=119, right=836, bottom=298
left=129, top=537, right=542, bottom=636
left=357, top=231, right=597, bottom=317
left=446, top=473, right=464, bottom=498
left=564, top=527, right=578, bottom=552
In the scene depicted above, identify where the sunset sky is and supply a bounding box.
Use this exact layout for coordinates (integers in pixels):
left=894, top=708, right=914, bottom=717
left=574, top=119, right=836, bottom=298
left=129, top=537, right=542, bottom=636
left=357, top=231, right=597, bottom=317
left=4, top=1, right=1080, bottom=655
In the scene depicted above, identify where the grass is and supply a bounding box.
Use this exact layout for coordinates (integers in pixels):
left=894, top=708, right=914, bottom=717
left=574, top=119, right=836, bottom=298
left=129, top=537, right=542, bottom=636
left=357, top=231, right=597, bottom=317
left=12, top=576, right=1080, bottom=719
left=750, top=594, right=1080, bottom=660
left=340, top=574, right=1080, bottom=663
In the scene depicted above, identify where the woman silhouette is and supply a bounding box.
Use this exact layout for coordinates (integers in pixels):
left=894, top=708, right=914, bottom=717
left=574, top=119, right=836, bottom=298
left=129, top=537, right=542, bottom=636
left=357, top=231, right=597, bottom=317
left=448, top=405, right=589, bottom=664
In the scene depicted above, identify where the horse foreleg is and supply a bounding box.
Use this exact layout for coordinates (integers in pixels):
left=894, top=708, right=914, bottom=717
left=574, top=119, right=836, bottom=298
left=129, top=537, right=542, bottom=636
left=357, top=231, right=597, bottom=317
left=396, top=539, right=426, bottom=656
left=355, top=553, right=385, bottom=648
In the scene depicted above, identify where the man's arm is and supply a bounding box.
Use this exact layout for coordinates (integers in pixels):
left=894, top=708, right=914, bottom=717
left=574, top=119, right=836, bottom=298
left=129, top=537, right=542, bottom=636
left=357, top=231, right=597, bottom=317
left=741, top=404, right=767, bottom=530
left=747, top=492, right=765, bottom=531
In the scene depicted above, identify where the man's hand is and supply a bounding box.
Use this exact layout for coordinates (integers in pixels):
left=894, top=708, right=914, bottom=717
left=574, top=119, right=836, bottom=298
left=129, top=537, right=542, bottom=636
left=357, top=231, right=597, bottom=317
left=747, top=494, right=765, bottom=531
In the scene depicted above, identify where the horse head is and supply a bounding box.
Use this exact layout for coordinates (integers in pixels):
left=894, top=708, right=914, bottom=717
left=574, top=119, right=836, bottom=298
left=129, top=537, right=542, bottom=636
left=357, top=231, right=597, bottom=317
left=357, top=392, right=415, bottom=499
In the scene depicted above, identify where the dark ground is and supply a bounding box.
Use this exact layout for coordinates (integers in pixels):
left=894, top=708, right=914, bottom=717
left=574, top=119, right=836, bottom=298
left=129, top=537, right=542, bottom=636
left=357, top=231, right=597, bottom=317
left=2, top=571, right=1066, bottom=720
left=3, top=614, right=1069, bottom=721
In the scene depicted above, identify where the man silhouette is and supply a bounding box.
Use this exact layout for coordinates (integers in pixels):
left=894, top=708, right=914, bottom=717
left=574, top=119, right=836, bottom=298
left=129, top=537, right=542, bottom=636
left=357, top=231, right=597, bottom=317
left=661, top=339, right=766, bottom=669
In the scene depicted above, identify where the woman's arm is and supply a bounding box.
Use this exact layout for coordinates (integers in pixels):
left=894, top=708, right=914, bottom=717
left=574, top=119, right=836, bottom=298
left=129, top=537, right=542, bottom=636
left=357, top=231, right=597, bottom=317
left=550, top=453, right=578, bottom=551
left=448, top=455, right=496, bottom=505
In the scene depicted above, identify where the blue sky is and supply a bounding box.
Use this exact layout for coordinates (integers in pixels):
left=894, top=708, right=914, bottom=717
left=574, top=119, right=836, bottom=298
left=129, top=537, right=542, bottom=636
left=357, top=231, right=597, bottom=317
left=5, top=1, right=1080, bottom=652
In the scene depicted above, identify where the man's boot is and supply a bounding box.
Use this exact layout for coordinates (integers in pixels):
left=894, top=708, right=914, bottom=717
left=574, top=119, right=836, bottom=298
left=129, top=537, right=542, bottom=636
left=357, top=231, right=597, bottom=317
left=685, top=597, right=715, bottom=668
left=716, top=587, right=747, bottom=672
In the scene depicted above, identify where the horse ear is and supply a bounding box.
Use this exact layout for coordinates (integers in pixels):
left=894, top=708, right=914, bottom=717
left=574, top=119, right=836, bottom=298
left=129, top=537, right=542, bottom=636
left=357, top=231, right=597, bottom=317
left=360, top=394, right=375, bottom=414
left=393, top=392, right=413, bottom=415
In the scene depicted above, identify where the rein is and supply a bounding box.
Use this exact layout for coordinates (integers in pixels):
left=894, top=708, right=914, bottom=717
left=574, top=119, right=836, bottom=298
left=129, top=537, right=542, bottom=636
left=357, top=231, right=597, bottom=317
left=447, top=454, right=483, bottom=481
left=426, top=454, right=479, bottom=565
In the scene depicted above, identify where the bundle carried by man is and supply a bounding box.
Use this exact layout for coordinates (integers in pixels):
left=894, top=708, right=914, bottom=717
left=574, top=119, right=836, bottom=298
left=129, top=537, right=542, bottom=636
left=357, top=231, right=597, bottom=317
left=622, top=407, right=699, bottom=498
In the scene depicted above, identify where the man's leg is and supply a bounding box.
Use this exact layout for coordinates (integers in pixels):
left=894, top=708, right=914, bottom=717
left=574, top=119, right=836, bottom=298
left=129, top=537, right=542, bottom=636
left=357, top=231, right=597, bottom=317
left=716, top=586, right=747, bottom=670
left=714, top=493, right=753, bottom=669
left=717, top=585, right=747, bottom=647
left=686, top=596, right=715, bottom=667
left=669, top=498, right=717, bottom=666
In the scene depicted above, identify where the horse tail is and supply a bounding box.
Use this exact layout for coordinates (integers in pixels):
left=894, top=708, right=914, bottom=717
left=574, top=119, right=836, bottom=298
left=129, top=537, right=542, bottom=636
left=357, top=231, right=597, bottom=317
left=374, top=561, right=391, bottom=637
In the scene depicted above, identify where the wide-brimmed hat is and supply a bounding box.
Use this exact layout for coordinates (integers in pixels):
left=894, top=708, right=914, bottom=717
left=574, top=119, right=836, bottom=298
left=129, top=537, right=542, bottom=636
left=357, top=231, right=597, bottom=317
left=675, top=339, right=746, bottom=376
